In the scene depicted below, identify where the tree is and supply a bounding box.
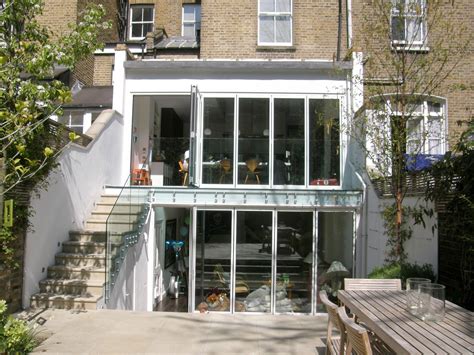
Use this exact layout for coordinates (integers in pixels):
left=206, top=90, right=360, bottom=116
left=350, top=0, right=472, bottom=262
left=0, top=0, right=110, bottom=267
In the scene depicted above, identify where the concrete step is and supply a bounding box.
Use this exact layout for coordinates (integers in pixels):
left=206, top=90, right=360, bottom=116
left=30, top=293, right=100, bottom=310
left=55, top=253, right=105, bottom=268
left=39, top=279, right=104, bottom=297
left=62, top=241, right=122, bottom=255
left=89, top=212, right=140, bottom=224
left=69, top=230, right=107, bottom=243
left=48, top=265, right=106, bottom=282
left=93, top=203, right=144, bottom=214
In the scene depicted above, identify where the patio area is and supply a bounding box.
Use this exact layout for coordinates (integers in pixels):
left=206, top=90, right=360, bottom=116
left=28, top=309, right=328, bottom=354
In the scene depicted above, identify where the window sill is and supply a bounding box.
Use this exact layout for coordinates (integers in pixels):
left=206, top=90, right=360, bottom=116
left=256, top=45, right=296, bottom=52
left=391, top=43, right=430, bottom=53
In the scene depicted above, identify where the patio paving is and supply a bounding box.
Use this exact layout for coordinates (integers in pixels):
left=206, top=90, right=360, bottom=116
left=26, top=309, right=328, bottom=354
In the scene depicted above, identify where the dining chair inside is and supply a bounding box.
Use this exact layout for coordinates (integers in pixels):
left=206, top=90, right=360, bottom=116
left=178, top=160, right=189, bottom=186
left=343, top=278, right=401, bottom=291
left=131, top=168, right=150, bottom=185
left=219, top=158, right=232, bottom=183
left=244, top=158, right=260, bottom=184
left=337, top=307, right=378, bottom=355
left=319, top=290, right=346, bottom=355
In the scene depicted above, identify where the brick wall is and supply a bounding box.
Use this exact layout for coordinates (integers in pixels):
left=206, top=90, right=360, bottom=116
left=36, top=0, right=78, bottom=38
left=93, top=55, right=115, bottom=86
left=77, top=0, right=121, bottom=43
left=0, top=232, right=25, bottom=312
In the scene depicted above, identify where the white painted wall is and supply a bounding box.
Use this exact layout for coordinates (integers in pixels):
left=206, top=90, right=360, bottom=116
left=365, top=184, right=438, bottom=275
left=22, top=110, right=124, bottom=307
left=108, top=208, right=155, bottom=311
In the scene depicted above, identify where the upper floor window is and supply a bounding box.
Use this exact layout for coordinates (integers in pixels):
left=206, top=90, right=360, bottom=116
left=182, top=4, right=201, bottom=38
left=391, top=0, right=426, bottom=49
left=129, top=5, right=154, bottom=40
left=258, top=0, right=292, bottom=46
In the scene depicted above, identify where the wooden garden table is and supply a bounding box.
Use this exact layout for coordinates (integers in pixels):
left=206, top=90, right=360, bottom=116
left=338, top=290, right=474, bottom=354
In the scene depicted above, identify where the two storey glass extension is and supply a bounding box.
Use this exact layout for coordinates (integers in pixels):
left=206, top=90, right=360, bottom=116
left=122, top=60, right=364, bottom=315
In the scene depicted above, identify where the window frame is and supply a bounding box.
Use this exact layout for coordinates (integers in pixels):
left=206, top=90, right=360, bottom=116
left=257, top=0, right=293, bottom=47
left=182, top=4, right=201, bottom=38
left=128, top=4, right=155, bottom=41
left=390, top=0, right=427, bottom=50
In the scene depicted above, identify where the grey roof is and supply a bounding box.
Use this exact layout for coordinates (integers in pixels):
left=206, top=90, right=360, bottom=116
left=154, top=36, right=200, bottom=49
left=64, top=86, right=113, bottom=109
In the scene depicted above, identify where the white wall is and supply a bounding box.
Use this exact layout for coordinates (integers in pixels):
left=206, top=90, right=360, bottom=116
left=365, top=184, right=438, bottom=275
left=22, top=110, right=124, bottom=307
left=107, top=208, right=155, bottom=311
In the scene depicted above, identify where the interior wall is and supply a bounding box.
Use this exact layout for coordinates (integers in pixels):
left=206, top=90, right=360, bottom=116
left=132, top=96, right=154, bottom=169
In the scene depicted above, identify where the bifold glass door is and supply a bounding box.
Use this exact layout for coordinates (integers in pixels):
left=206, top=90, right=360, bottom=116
left=194, top=209, right=354, bottom=314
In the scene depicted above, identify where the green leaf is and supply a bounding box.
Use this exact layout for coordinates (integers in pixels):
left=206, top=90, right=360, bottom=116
left=68, top=131, right=79, bottom=141
left=43, top=147, right=54, bottom=157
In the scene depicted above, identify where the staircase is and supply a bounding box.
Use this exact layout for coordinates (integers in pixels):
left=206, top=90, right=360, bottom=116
left=30, top=193, right=143, bottom=310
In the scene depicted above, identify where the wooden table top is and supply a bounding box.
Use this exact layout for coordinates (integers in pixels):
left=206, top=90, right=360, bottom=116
left=338, top=290, right=474, bottom=355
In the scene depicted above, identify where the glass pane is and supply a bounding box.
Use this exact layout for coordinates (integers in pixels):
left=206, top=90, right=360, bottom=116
left=275, top=16, right=291, bottom=43
left=69, top=112, right=84, bottom=125
left=143, top=7, right=153, bottom=21
left=202, top=98, right=235, bottom=184
left=238, top=98, right=269, bottom=185
left=276, top=212, right=313, bottom=313
left=183, top=23, right=195, bottom=37
left=235, top=211, right=272, bottom=313
left=276, top=0, right=291, bottom=12
left=316, top=212, right=353, bottom=310
left=406, top=17, right=422, bottom=42
left=183, top=5, right=195, bottom=21
left=259, top=16, right=275, bottom=43
left=407, top=118, right=422, bottom=154
left=131, top=7, right=142, bottom=22
left=428, top=139, right=442, bottom=154
left=195, top=211, right=232, bottom=312
left=428, top=101, right=442, bottom=114
left=391, top=16, right=405, bottom=41
left=274, top=99, right=304, bottom=185
left=260, top=0, right=275, bottom=12
left=309, top=99, right=340, bottom=185
left=131, top=24, right=142, bottom=38
left=143, top=23, right=153, bottom=36
left=58, top=113, right=70, bottom=125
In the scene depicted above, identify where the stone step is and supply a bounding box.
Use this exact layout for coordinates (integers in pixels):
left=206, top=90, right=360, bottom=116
left=89, top=212, right=140, bottom=224
left=93, top=203, right=144, bottom=214
left=55, top=253, right=106, bottom=268
left=85, top=219, right=137, bottom=233
left=69, top=230, right=107, bottom=243
left=62, top=241, right=122, bottom=255
left=30, top=293, right=100, bottom=310
left=48, top=265, right=106, bottom=282
left=39, top=279, right=104, bottom=297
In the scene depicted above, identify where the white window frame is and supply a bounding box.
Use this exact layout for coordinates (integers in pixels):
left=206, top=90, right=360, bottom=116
left=258, top=0, right=293, bottom=46
left=128, top=4, right=155, bottom=40
left=182, top=4, right=201, bottom=38
left=388, top=97, right=446, bottom=155
left=391, top=0, right=427, bottom=50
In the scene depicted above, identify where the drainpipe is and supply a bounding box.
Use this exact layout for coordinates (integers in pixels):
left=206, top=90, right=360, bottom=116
left=346, top=0, right=353, bottom=49
left=337, top=0, right=342, bottom=61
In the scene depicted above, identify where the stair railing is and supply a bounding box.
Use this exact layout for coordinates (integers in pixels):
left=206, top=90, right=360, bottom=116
left=104, top=175, right=151, bottom=303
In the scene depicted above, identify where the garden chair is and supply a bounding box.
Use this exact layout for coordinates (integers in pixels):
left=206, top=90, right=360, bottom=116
left=320, top=290, right=346, bottom=355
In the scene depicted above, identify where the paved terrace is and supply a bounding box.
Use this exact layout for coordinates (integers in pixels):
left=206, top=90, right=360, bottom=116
left=26, top=309, right=328, bottom=354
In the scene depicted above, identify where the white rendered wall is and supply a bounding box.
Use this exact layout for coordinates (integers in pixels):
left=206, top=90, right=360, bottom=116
left=365, top=184, right=438, bottom=275
left=22, top=110, right=124, bottom=307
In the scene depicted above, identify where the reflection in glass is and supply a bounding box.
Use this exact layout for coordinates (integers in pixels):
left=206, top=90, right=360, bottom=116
left=238, top=98, right=269, bottom=185
left=195, top=211, right=232, bottom=312
left=316, top=212, right=353, bottom=311
left=274, top=99, right=305, bottom=185
left=202, top=98, right=234, bottom=184
left=309, top=99, right=340, bottom=185
left=276, top=212, right=313, bottom=313
left=235, top=211, right=272, bottom=312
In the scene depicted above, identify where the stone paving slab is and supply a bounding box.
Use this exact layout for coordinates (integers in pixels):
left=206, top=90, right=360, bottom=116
left=24, top=309, right=328, bottom=354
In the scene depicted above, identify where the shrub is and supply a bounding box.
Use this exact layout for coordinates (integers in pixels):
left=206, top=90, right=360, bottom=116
left=368, top=262, right=436, bottom=286
left=0, top=300, right=38, bottom=354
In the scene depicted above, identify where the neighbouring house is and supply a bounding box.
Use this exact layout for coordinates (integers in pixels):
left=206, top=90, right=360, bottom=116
left=18, top=0, right=473, bottom=314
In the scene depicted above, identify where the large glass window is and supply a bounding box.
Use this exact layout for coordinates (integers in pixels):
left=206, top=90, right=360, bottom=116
left=309, top=99, right=340, bottom=186
left=235, top=211, right=273, bottom=312
left=275, top=212, right=313, bottom=313
left=258, top=0, right=292, bottom=45
left=274, top=99, right=305, bottom=185
left=129, top=5, right=154, bottom=40
left=202, top=98, right=234, bottom=184
left=238, top=98, right=270, bottom=185
left=195, top=211, right=232, bottom=312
